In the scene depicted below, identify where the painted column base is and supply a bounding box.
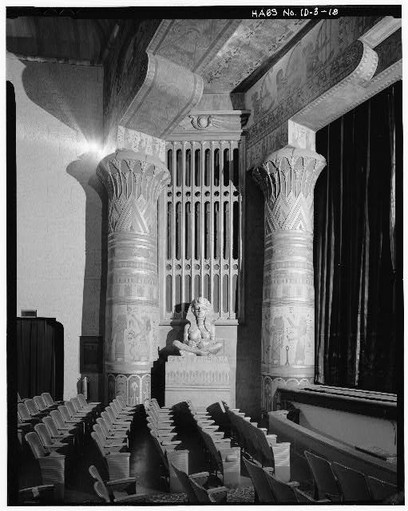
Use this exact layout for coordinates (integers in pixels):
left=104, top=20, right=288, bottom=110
left=106, top=372, right=151, bottom=406
left=262, top=372, right=313, bottom=412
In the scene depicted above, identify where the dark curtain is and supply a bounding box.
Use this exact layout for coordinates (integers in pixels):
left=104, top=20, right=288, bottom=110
left=17, top=318, right=64, bottom=399
left=314, top=81, right=402, bottom=393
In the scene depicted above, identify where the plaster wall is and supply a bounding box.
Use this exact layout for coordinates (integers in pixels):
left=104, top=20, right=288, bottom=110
left=8, top=53, right=104, bottom=398
left=297, top=402, right=397, bottom=455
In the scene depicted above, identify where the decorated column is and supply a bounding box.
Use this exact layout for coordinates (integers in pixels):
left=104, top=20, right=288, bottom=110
left=97, top=149, right=170, bottom=405
left=252, top=146, right=326, bottom=410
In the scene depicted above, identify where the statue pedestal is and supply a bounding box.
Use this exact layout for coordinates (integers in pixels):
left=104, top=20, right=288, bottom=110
left=165, top=355, right=231, bottom=409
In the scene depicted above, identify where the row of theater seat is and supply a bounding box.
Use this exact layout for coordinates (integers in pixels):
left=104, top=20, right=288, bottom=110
left=304, top=450, right=398, bottom=503
left=90, top=395, right=137, bottom=483
left=146, top=398, right=189, bottom=492
left=20, top=393, right=101, bottom=503
left=208, top=402, right=398, bottom=504
left=146, top=399, right=232, bottom=503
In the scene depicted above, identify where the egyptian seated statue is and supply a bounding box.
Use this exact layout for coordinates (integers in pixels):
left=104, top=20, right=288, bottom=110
left=173, top=297, right=223, bottom=356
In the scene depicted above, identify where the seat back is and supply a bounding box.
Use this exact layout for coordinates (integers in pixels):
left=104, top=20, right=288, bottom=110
left=243, top=457, right=275, bottom=503
left=199, top=428, right=223, bottom=474
left=367, top=476, right=398, bottom=502
left=170, top=464, right=198, bottom=503
left=116, top=395, right=127, bottom=409
left=77, top=394, right=87, bottom=408
left=25, top=399, right=40, bottom=416
left=96, top=418, right=110, bottom=437
left=34, top=423, right=53, bottom=448
left=331, top=462, right=372, bottom=502
left=263, top=469, right=298, bottom=503
left=101, top=411, right=114, bottom=429
left=91, top=431, right=106, bottom=457
left=88, top=464, right=105, bottom=485
left=111, top=400, right=123, bottom=416
left=58, top=405, right=72, bottom=423
left=18, top=402, right=31, bottom=421
left=93, top=481, right=110, bottom=503
left=254, top=427, right=275, bottom=467
left=71, top=397, right=81, bottom=412
left=304, top=450, right=340, bottom=500
left=43, top=416, right=59, bottom=437
left=65, top=401, right=76, bottom=417
left=25, top=431, right=47, bottom=459
left=105, top=406, right=116, bottom=421
left=188, top=476, right=215, bottom=503
left=33, top=396, right=47, bottom=411
left=41, top=392, right=54, bottom=407
left=94, top=424, right=107, bottom=444
left=50, top=410, right=66, bottom=430
left=149, top=430, right=169, bottom=471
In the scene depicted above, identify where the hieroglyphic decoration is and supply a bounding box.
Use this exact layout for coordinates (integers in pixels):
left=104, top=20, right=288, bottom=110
left=165, top=355, right=231, bottom=408
left=253, top=147, right=326, bottom=409
left=245, top=17, right=381, bottom=167
left=98, top=150, right=170, bottom=404
left=166, top=355, right=230, bottom=386
left=202, top=19, right=309, bottom=92
left=106, top=373, right=151, bottom=406
left=147, top=19, right=241, bottom=74
left=261, top=375, right=312, bottom=412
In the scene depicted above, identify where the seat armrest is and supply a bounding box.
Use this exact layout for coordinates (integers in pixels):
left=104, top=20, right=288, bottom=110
left=208, top=486, right=228, bottom=503
left=161, top=440, right=181, bottom=446
left=106, top=477, right=137, bottom=494
left=190, top=471, right=210, bottom=486
left=287, top=481, right=300, bottom=488
left=114, top=493, right=150, bottom=503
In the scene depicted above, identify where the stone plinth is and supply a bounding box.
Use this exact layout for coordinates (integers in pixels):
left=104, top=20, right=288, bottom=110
left=165, top=355, right=231, bottom=409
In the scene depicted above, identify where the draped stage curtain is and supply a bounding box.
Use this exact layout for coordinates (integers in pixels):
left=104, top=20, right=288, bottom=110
left=314, top=81, right=402, bottom=393
left=17, top=318, right=64, bottom=399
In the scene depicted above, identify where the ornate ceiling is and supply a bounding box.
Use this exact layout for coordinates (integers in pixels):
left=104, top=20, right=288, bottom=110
left=6, top=13, right=316, bottom=92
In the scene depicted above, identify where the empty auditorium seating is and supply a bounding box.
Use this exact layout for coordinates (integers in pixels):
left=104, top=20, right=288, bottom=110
left=87, top=464, right=146, bottom=503
left=25, top=431, right=66, bottom=502
left=145, top=399, right=189, bottom=492
left=18, top=484, right=55, bottom=504
left=304, top=450, right=341, bottom=501
left=188, top=473, right=228, bottom=503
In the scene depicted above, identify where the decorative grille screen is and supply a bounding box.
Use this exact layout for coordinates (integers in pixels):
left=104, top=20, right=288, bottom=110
left=160, top=141, right=242, bottom=322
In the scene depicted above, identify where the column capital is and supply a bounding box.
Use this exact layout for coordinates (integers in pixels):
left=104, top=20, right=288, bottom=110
left=97, top=151, right=170, bottom=235
left=252, top=145, right=326, bottom=203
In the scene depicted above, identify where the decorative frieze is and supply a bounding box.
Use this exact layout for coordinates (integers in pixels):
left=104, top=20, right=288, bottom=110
left=165, top=355, right=231, bottom=408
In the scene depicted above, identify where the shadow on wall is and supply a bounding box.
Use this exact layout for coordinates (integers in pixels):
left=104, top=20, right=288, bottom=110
left=236, top=171, right=264, bottom=421
left=20, top=57, right=105, bottom=400
left=21, top=60, right=102, bottom=143
left=67, top=154, right=108, bottom=402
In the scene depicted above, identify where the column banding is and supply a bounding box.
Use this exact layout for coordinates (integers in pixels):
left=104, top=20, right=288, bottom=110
left=252, top=145, right=326, bottom=411
left=97, top=151, right=170, bottom=405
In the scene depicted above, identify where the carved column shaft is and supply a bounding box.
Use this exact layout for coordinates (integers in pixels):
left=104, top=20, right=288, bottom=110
left=98, top=151, right=170, bottom=405
left=253, top=146, right=326, bottom=410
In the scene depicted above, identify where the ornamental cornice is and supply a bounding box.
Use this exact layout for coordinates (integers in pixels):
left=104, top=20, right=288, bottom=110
left=120, top=52, right=204, bottom=140
left=167, top=110, right=250, bottom=142
left=246, top=40, right=377, bottom=148
left=291, top=40, right=378, bottom=130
